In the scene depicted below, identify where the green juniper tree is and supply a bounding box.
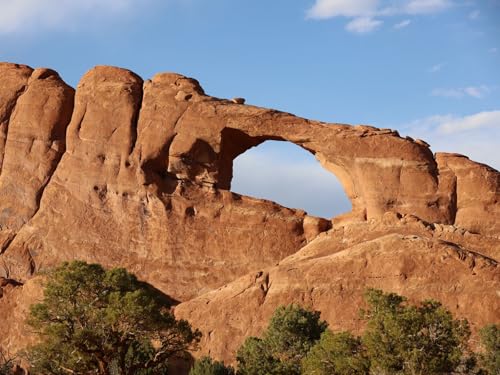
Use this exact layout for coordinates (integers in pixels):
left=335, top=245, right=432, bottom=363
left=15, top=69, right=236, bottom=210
left=302, top=330, right=369, bottom=375
left=478, top=324, right=500, bottom=375
left=189, top=356, right=235, bottom=375
left=236, top=304, right=327, bottom=375
left=26, top=261, right=201, bottom=375
left=361, top=289, right=470, bottom=375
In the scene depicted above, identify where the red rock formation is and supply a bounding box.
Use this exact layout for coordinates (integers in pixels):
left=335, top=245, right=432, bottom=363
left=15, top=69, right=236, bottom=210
left=0, top=62, right=498, bottom=362
left=175, top=217, right=499, bottom=364
left=0, top=64, right=74, bottom=253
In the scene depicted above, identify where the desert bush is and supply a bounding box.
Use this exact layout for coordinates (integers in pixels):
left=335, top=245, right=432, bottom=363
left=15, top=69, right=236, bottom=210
left=361, top=288, right=471, bottom=375
left=236, top=304, right=327, bottom=375
left=478, top=324, right=500, bottom=375
left=26, top=260, right=201, bottom=375
left=302, top=330, right=369, bottom=375
left=189, top=356, right=235, bottom=375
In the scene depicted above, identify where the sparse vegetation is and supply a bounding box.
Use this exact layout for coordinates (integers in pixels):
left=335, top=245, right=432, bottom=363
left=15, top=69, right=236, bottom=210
left=478, top=324, right=500, bottom=375
left=236, top=304, right=327, bottom=374
left=26, top=261, right=201, bottom=375
left=302, top=330, right=369, bottom=375
left=232, top=289, right=488, bottom=374
left=361, top=288, right=471, bottom=375
left=21, top=262, right=497, bottom=375
left=189, top=356, right=235, bottom=375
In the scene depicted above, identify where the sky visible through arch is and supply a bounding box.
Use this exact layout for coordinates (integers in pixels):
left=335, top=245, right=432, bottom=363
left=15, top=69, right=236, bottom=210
left=232, top=141, right=352, bottom=218
left=1, top=0, right=499, bottom=217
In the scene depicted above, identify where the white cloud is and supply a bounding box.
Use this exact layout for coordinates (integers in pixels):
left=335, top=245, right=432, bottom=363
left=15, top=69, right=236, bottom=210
left=403, top=0, right=452, bottom=15
left=394, top=19, right=412, bottom=29
left=428, top=62, right=446, bottom=73
left=401, top=110, right=500, bottom=169
left=468, top=9, right=480, bottom=20
left=0, top=0, right=142, bottom=33
left=307, top=0, right=379, bottom=19
left=489, top=47, right=498, bottom=54
left=307, top=0, right=453, bottom=34
left=431, top=85, right=491, bottom=99
left=346, top=17, right=383, bottom=33
left=437, top=110, right=500, bottom=134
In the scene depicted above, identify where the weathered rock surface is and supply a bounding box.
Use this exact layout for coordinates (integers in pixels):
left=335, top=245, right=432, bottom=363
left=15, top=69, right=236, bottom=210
left=0, top=62, right=499, bottom=362
left=175, top=217, right=499, bottom=364
left=0, top=63, right=74, bottom=253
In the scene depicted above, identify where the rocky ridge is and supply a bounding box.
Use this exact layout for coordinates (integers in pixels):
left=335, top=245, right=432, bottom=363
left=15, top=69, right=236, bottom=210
left=0, top=62, right=498, bottom=362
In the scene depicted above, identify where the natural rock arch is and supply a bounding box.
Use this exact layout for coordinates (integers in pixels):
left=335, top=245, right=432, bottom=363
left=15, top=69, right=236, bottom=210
left=166, top=99, right=444, bottom=223
left=226, top=138, right=352, bottom=218
left=0, top=63, right=498, bottom=304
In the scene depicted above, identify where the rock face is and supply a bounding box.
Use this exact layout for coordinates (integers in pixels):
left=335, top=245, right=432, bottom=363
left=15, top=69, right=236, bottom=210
left=176, top=217, right=499, bottom=363
left=0, top=62, right=498, bottom=361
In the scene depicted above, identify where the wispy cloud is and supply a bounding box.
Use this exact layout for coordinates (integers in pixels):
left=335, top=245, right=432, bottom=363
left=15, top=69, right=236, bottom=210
left=394, top=19, right=412, bottom=29
left=436, top=110, right=500, bottom=134
left=431, top=85, right=492, bottom=99
left=307, top=0, right=453, bottom=33
left=489, top=47, right=498, bottom=54
left=401, top=110, right=500, bottom=169
left=346, top=17, right=383, bottom=33
left=403, top=0, right=452, bottom=15
left=0, top=0, right=144, bottom=34
left=428, top=62, right=446, bottom=73
left=307, top=0, right=379, bottom=19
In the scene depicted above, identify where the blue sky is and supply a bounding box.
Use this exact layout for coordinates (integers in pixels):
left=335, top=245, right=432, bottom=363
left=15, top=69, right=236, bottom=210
left=1, top=0, right=499, bottom=218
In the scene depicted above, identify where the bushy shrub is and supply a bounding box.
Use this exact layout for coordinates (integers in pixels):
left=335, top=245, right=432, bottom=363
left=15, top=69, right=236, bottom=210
left=236, top=304, right=327, bottom=375
left=189, top=356, right=235, bottom=375
left=302, top=330, right=369, bottom=375
left=361, top=289, right=471, bottom=375
left=26, top=261, right=201, bottom=375
left=479, top=324, right=500, bottom=375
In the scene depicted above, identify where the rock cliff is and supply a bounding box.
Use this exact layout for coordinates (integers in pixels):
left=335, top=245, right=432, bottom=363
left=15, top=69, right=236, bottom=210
left=0, top=62, right=498, bottom=361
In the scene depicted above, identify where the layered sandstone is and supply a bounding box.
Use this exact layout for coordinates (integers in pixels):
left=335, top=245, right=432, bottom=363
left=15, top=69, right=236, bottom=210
left=0, top=62, right=498, bottom=362
left=175, top=216, right=499, bottom=363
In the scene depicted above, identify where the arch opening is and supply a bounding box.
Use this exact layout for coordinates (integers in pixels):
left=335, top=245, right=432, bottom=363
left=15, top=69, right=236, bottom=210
left=231, top=140, right=352, bottom=218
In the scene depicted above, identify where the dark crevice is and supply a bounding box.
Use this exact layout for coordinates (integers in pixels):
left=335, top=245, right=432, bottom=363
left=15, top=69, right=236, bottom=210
left=128, top=81, right=144, bottom=157
left=0, top=234, right=16, bottom=254
left=450, top=176, right=458, bottom=224
left=0, top=277, right=23, bottom=298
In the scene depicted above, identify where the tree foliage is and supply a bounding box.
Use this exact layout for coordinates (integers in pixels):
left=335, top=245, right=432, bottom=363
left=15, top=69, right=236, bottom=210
left=236, top=304, right=327, bottom=375
left=478, top=324, right=500, bottom=375
left=302, top=330, right=369, bottom=375
left=189, top=356, right=235, bottom=375
left=236, top=289, right=481, bottom=375
left=26, top=261, right=201, bottom=375
left=361, top=288, right=471, bottom=375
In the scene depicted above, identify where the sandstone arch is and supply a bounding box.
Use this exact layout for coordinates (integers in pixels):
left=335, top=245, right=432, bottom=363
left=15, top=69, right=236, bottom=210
left=0, top=63, right=499, bottom=361
left=228, top=139, right=352, bottom=218
left=166, top=98, right=443, bottom=223
left=0, top=63, right=498, bottom=304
